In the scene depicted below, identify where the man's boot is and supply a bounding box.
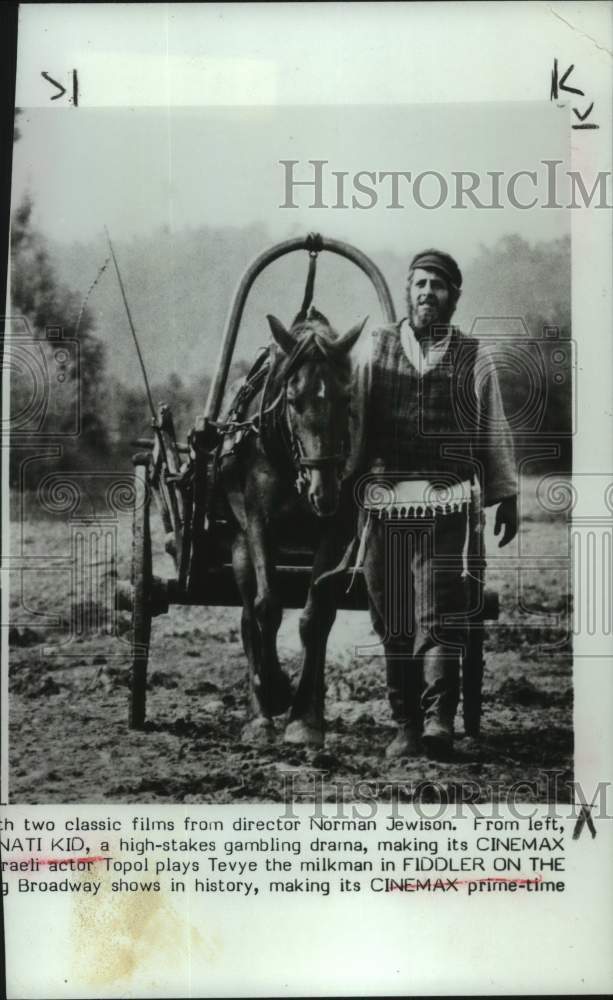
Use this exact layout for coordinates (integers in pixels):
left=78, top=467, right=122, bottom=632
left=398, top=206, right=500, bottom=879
left=385, top=657, right=422, bottom=759
left=421, top=646, right=460, bottom=758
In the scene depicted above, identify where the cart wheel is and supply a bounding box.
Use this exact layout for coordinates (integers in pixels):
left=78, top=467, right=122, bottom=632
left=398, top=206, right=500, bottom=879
left=130, top=456, right=152, bottom=729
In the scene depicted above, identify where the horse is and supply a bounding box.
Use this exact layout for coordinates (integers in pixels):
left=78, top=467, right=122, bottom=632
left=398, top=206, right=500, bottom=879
left=218, top=306, right=366, bottom=746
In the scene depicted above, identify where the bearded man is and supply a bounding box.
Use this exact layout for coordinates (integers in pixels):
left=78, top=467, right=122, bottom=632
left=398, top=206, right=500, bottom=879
left=352, top=249, right=518, bottom=759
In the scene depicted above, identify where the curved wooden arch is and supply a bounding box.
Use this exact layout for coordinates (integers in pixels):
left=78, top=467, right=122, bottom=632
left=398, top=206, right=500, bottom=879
left=204, top=234, right=397, bottom=422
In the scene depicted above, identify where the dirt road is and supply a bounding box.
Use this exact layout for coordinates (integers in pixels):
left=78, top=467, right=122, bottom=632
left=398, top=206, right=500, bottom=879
left=8, top=498, right=572, bottom=804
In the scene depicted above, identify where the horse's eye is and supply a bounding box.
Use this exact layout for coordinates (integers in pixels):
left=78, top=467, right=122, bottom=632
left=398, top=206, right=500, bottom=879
left=287, top=392, right=304, bottom=414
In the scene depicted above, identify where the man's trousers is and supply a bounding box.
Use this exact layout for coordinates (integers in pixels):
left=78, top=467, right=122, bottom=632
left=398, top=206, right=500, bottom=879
left=362, top=509, right=469, bottom=730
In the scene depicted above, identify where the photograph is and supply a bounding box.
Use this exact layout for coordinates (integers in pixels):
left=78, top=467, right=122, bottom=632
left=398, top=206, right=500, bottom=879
left=7, top=100, right=574, bottom=803
left=2, top=4, right=612, bottom=998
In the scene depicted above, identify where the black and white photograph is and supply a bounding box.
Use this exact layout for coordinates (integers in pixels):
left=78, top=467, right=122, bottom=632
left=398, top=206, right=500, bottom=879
left=1, top=3, right=612, bottom=997
left=7, top=102, right=575, bottom=804
left=6, top=96, right=578, bottom=803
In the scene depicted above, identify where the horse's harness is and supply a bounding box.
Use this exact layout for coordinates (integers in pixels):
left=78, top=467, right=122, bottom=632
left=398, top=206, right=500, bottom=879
left=214, top=236, right=350, bottom=493
left=273, top=331, right=349, bottom=491
left=216, top=328, right=349, bottom=494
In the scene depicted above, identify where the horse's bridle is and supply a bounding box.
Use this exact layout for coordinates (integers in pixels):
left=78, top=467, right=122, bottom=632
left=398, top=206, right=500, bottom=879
left=274, top=331, right=350, bottom=493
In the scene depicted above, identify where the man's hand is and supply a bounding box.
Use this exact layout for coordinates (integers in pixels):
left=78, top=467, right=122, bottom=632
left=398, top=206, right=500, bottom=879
left=494, top=495, right=518, bottom=547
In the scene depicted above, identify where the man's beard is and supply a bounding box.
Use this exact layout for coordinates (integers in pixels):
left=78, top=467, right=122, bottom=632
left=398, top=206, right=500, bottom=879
left=408, top=298, right=455, bottom=338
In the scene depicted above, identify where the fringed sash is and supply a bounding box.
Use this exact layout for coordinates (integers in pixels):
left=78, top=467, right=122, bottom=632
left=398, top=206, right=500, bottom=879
left=362, top=478, right=472, bottom=519
left=348, top=478, right=473, bottom=592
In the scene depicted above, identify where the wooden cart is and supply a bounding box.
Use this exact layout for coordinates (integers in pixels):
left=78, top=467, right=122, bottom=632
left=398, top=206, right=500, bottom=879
left=122, top=234, right=497, bottom=734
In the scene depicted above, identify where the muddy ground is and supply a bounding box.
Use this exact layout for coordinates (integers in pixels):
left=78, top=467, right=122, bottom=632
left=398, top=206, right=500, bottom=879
left=8, top=479, right=572, bottom=803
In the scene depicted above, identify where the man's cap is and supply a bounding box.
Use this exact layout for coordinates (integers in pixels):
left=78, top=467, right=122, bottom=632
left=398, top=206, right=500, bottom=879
left=408, top=249, right=462, bottom=290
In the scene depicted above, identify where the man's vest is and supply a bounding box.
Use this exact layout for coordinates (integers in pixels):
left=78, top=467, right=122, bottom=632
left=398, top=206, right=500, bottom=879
left=366, top=324, right=480, bottom=482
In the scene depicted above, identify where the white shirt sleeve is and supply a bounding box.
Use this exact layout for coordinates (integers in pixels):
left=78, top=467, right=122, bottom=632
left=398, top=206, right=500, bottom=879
left=474, top=341, right=518, bottom=505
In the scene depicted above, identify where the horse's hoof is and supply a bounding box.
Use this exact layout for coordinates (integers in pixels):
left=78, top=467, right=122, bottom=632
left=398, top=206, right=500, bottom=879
left=242, top=717, right=275, bottom=745
left=262, top=670, right=293, bottom=717
left=284, top=719, right=324, bottom=747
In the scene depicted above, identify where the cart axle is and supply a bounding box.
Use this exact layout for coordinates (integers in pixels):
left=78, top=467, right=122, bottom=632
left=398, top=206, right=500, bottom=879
left=118, top=569, right=499, bottom=618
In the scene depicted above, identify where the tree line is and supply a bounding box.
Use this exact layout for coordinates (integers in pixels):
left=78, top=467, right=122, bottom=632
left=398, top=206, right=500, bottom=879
left=9, top=200, right=572, bottom=488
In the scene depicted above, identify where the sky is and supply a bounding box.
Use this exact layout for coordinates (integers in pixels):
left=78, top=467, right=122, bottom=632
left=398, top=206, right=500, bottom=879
left=12, top=102, right=570, bottom=264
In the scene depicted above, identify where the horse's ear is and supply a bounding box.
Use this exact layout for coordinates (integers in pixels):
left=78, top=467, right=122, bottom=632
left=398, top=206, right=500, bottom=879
left=267, top=314, right=297, bottom=355
left=332, top=316, right=369, bottom=355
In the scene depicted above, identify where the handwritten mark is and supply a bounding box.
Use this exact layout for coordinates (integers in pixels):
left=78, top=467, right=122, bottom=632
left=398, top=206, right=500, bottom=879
left=389, top=875, right=545, bottom=892
left=41, top=71, right=66, bottom=101
left=41, top=69, right=79, bottom=106
left=551, top=61, right=584, bottom=98
left=573, top=102, right=595, bottom=121
left=4, top=855, right=110, bottom=871
left=572, top=804, right=597, bottom=840
left=36, top=855, right=108, bottom=866
left=550, top=58, right=599, bottom=129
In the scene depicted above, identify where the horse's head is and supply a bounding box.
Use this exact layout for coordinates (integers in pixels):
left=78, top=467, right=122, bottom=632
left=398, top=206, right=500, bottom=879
left=267, top=307, right=366, bottom=517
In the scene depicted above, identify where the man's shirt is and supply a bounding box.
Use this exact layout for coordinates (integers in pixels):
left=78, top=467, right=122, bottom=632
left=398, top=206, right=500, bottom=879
left=348, top=320, right=518, bottom=507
